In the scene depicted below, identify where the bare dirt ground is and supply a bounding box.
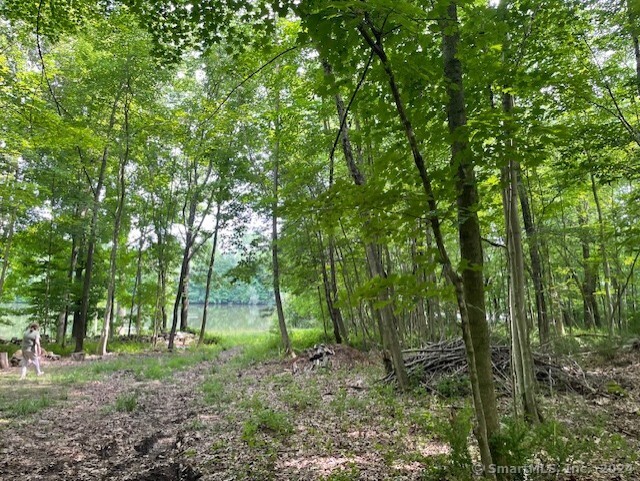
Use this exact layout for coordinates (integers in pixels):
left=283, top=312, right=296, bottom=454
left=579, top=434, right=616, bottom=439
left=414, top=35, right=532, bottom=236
left=0, top=345, right=639, bottom=480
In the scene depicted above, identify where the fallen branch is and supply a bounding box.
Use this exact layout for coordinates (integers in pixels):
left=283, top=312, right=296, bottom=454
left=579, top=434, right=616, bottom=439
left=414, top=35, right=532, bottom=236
left=384, top=339, right=603, bottom=397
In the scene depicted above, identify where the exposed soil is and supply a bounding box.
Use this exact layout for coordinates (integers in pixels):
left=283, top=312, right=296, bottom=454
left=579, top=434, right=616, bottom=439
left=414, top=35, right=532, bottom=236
left=0, top=344, right=639, bottom=480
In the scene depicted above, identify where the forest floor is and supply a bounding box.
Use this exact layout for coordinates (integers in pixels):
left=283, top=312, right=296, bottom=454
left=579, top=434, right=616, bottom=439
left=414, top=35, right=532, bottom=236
left=1, top=337, right=640, bottom=480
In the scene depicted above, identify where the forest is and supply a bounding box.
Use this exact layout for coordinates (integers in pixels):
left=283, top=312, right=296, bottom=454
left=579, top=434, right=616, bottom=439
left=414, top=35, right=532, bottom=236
left=1, top=0, right=640, bottom=480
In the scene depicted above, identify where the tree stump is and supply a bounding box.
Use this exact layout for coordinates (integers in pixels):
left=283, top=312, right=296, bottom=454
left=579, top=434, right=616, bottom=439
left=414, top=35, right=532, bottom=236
left=0, top=351, right=9, bottom=370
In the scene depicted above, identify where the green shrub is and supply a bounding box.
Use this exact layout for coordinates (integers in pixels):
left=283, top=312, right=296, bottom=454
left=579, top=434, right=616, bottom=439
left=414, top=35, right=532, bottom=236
left=435, top=374, right=471, bottom=399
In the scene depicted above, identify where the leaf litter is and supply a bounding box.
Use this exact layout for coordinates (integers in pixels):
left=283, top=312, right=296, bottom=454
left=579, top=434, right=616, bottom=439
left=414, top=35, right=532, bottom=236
left=0, top=343, right=639, bottom=480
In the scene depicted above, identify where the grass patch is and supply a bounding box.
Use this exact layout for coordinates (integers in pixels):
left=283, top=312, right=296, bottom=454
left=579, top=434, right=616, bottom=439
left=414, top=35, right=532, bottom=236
left=202, top=378, right=229, bottom=405
left=242, top=407, right=294, bottom=447
left=6, top=395, right=53, bottom=417
left=114, top=391, right=139, bottom=412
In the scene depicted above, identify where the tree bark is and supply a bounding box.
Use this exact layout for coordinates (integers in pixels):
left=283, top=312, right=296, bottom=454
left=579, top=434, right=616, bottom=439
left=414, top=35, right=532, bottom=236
left=441, top=8, right=499, bottom=467
left=199, top=202, right=222, bottom=345
left=322, top=58, right=408, bottom=388
left=356, top=7, right=501, bottom=471
left=579, top=207, right=601, bottom=329
left=272, top=82, right=292, bottom=356
left=180, top=261, right=190, bottom=331
left=169, top=197, right=197, bottom=350
left=518, top=174, right=549, bottom=344
left=0, top=211, right=15, bottom=301
left=0, top=352, right=8, bottom=370
left=590, top=174, right=615, bottom=334
left=354, top=7, right=502, bottom=475
left=76, top=94, right=121, bottom=352
left=128, top=231, right=145, bottom=336
left=99, top=95, right=130, bottom=355
left=99, top=151, right=127, bottom=355
left=501, top=78, right=541, bottom=422
left=76, top=145, right=110, bottom=353
left=628, top=0, right=640, bottom=97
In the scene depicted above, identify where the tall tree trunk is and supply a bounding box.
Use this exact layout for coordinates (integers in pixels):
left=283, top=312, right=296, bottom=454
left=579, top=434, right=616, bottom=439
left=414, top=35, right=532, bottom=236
left=0, top=211, right=15, bottom=300
left=154, top=219, right=169, bottom=333
left=128, top=232, right=144, bottom=336
left=359, top=26, right=497, bottom=442
left=76, top=146, right=109, bottom=353
left=180, top=261, right=190, bottom=331
left=324, top=116, right=348, bottom=343
left=579, top=207, right=601, bottom=328
left=317, top=230, right=344, bottom=344
left=628, top=0, right=640, bottom=97
left=440, top=7, right=499, bottom=470
left=356, top=7, right=501, bottom=471
left=169, top=198, right=197, bottom=350
left=169, top=247, right=190, bottom=350
left=199, top=203, right=222, bottom=345
left=501, top=87, right=541, bottom=423
left=518, top=174, right=549, bottom=344
left=590, top=174, right=615, bottom=334
left=58, top=229, right=79, bottom=344
left=322, top=58, right=408, bottom=388
left=0, top=161, right=19, bottom=300
left=76, top=94, right=120, bottom=352
left=272, top=82, right=292, bottom=355
left=71, top=234, right=85, bottom=347
left=329, top=239, right=348, bottom=342
left=99, top=95, right=130, bottom=355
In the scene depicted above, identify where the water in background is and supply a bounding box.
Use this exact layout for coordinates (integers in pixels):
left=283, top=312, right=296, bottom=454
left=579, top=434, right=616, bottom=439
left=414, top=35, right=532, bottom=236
left=186, top=304, right=272, bottom=332
left=0, top=304, right=273, bottom=339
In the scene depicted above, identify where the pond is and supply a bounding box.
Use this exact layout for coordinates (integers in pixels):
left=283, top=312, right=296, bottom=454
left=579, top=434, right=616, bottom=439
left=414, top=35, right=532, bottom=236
left=0, top=304, right=274, bottom=339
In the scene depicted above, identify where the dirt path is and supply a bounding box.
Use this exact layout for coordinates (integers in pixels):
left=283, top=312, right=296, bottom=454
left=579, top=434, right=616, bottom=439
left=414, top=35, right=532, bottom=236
left=2, top=345, right=638, bottom=481
left=0, top=348, right=241, bottom=481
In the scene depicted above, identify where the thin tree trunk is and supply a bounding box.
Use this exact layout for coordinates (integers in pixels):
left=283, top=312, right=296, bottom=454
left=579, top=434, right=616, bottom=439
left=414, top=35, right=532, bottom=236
left=76, top=146, right=109, bottom=352
left=325, top=116, right=348, bottom=343
left=76, top=94, right=121, bottom=352
left=169, top=249, right=190, bottom=350
left=357, top=8, right=500, bottom=471
left=628, top=0, right=640, bottom=97
left=71, top=234, right=85, bottom=348
left=579, top=206, right=601, bottom=328
left=0, top=212, right=15, bottom=300
left=272, top=82, right=292, bottom=355
left=441, top=9, right=498, bottom=466
left=323, top=58, right=407, bottom=388
left=99, top=96, right=130, bottom=355
left=317, top=229, right=343, bottom=344
left=518, top=174, right=549, bottom=344
left=180, top=261, right=190, bottom=331
left=199, top=203, right=222, bottom=345
left=590, top=174, right=614, bottom=334
left=503, top=161, right=540, bottom=421
left=169, top=198, right=197, bottom=350
left=128, top=232, right=144, bottom=336
left=501, top=84, right=541, bottom=422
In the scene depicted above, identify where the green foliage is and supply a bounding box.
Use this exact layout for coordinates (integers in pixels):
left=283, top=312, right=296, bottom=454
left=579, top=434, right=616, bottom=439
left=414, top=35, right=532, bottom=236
left=5, top=395, right=53, bottom=417
left=435, top=374, right=471, bottom=399
left=324, top=464, right=361, bottom=481
left=114, top=391, right=139, bottom=412
left=241, top=404, right=294, bottom=447
left=201, top=377, right=232, bottom=405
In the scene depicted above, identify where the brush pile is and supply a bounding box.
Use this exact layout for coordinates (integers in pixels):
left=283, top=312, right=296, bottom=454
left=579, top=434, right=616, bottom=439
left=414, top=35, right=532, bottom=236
left=383, top=339, right=602, bottom=397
